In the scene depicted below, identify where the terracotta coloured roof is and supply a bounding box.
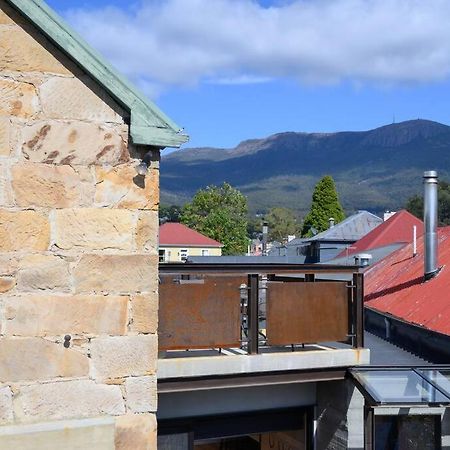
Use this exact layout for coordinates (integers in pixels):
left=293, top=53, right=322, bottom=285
left=365, top=227, right=450, bottom=336
left=339, top=210, right=423, bottom=257
left=159, top=223, right=223, bottom=247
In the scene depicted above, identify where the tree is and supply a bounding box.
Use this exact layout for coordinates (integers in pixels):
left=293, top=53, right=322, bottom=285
left=406, top=180, right=450, bottom=226
left=265, top=207, right=300, bottom=242
left=181, top=183, right=249, bottom=255
left=159, top=204, right=182, bottom=223
left=301, top=175, right=345, bottom=237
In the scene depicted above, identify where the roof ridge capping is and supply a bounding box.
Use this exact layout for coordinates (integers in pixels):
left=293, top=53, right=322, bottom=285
left=6, top=0, right=189, bottom=148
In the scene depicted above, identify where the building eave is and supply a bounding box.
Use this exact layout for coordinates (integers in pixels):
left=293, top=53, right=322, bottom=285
left=6, top=0, right=189, bottom=148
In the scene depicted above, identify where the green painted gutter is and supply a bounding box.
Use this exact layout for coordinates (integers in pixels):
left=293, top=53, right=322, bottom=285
left=5, top=0, right=189, bottom=148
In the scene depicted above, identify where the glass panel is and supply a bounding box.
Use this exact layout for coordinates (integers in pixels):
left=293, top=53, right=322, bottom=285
left=353, top=370, right=450, bottom=404
left=418, top=370, right=450, bottom=397
left=375, top=415, right=440, bottom=450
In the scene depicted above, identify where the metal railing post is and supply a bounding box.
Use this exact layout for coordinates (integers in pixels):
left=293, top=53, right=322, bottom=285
left=247, top=274, right=259, bottom=354
left=353, top=272, right=364, bottom=348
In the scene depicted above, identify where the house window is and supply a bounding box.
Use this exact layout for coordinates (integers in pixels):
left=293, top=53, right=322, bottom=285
left=201, top=249, right=209, bottom=256
left=180, top=249, right=189, bottom=261
left=159, top=249, right=166, bottom=263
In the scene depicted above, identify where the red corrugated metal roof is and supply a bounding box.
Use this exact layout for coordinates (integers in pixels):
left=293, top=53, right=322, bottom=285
left=365, top=226, right=450, bottom=335
left=339, top=210, right=423, bottom=257
left=159, top=222, right=223, bottom=247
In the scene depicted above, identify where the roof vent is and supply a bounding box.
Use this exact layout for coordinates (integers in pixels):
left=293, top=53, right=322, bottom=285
left=354, top=253, right=372, bottom=267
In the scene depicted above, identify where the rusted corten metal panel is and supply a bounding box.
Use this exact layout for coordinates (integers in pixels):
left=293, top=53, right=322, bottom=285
left=159, top=276, right=243, bottom=351
left=266, top=281, right=349, bottom=345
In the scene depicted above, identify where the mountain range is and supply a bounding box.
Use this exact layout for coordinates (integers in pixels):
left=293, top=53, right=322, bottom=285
left=160, top=119, right=450, bottom=217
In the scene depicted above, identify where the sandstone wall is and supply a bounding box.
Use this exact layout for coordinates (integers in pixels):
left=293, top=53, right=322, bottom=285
left=0, top=2, right=159, bottom=449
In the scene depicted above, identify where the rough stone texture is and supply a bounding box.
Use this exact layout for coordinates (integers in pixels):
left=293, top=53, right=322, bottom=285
left=3, top=295, right=128, bottom=336
left=0, top=338, right=89, bottom=382
left=0, top=27, right=71, bottom=75
left=21, top=121, right=128, bottom=166
left=0, top=162, right=13, bottom=206
left=125, top=376, right=157, bottom=413
left=89, top=335, right=157, bottom=380
left=0, top=210, right=50, bottom=252
left=0, top=386, right=13, bottom=425
left=0, top=255, right=18, bottom=276
left=74, top=255, right=158, bottom=293
left=0, top=79, right=39, bottom=118
left=131, top=294, right=158, bottom=334
left=0, top=116, right=11, bottom=156
left=95, top=165, right=158, bottom=209
left=0, top=1, right=160, bottom=437
left=115, top=414, right=157, bottom=450
left=53, top=209, right=135, bottom=251
left=0, top=418, right=115, bottom=450
left=40, top=76, right=122, bottom=123
left=135, top=210, right=159, bottom=254
left=0, top=276, right=15, bottom=293
left=11, top=164, right=86, bottom=208
left=14, top=380, right=125, bottom=423
left=16, top=254, right=70, bottom=292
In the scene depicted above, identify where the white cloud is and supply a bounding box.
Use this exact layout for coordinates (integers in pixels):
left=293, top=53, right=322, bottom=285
left=65, top=0, right=450, bottom=97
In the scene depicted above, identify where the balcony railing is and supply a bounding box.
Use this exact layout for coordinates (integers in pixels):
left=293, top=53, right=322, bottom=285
left=158, top=263, right=364, bottom=357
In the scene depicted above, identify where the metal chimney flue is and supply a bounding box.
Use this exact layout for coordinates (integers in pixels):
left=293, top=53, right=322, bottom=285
left=423, top=170, right=439, bottom=280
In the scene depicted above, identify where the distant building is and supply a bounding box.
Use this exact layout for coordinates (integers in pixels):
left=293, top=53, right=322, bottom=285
left=159, top=222, right=223, bottom=262
left=270, top=210, right=382, bottom=262
left=330, top=209, right=424, bottom=266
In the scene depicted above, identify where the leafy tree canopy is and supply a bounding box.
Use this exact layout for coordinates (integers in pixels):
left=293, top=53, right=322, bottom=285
left=159, top=204, right=182, bottom=223
left=406, top=180, right=450, bottom=226
left=265, top=207, right=300, bottom=242
left=301, top=175, right=345, bottom=237
left=181, top=183, right=249, bottom=255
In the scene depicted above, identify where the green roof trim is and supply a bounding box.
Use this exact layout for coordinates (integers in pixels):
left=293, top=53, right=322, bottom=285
left=5, top=0, right=189, bottom=148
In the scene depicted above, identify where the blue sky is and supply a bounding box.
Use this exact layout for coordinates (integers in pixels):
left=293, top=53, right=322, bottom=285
left=46, top=0, right=450, bottom=149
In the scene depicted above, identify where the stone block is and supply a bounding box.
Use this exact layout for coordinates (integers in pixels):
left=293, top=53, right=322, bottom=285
left=131, top=294, right=158, bottom=334
left=21, top=121, right=128, bottom=165
left=0, top=255, right=18, bottom=276
left=3, top=295, right=128, bottom=336
left=0, top=387, right=13, bottom=425
left=115, top=414, right=157, bottom=450
left=14, top=380, right=125, bottom=423
left=0, top=337, right=89, bottom=382
left=0, top=276, right=15, bottom=293
left=74, top=254, right=158, bottom=293
left=16, top=254, right=70, bottom=292
left=40, top=76, right=123, bottom=123
left=135, top=211, right=159, bottom=253
left=0, top=417, right=115, bottom=450
left=0, top=116, right=11, bottom=156
left=0, top=27, right=70, bottom=74
left=125, top=376, right=157, bottom=413
left=95, top=165, right=158, bottom=209
left=11, top=163, right=85, bottom=208
left=0, top=162, right=13, bottom=206
left=89, top=335, right=157, bottom=380
left=53, top=208, right=134, bottom=251
left=0, top=79, right=40, bottom=118
left=0, top=210, right=50, bottom=252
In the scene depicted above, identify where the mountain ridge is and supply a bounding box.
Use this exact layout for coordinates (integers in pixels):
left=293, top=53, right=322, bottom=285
left=161, top=119, right=450, bottom=216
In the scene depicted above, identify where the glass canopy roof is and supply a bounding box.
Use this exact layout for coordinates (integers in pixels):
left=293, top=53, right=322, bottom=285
left=350, top=368, right=450, bottom=406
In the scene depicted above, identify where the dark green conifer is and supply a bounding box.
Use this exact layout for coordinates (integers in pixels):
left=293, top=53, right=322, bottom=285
left=301, top=175, right=345, bottom=237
